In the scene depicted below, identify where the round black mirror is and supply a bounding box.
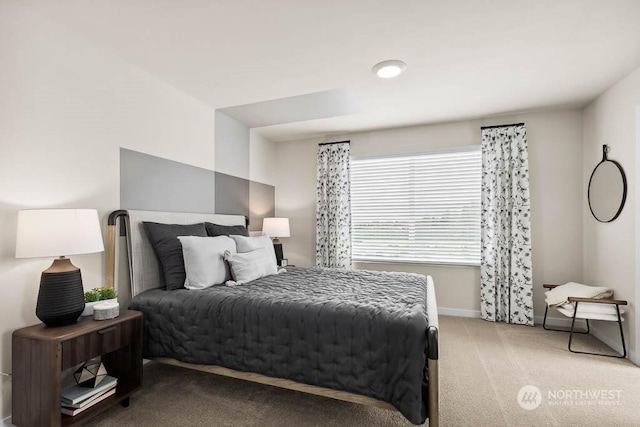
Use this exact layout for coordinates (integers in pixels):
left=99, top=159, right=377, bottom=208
left=588, top=145, right=627, bottom=223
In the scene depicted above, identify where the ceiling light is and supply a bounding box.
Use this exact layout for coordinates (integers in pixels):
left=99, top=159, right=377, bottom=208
left=372, top=60, right=407, bottom=79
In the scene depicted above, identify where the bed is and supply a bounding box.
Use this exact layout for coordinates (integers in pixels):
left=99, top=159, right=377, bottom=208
left=106, top=209, right=440, bottom=426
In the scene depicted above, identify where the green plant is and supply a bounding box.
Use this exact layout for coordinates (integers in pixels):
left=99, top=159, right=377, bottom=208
left=84, top=289, right=101, bottom=302
left=99, top=287, right=117, bottom=300
left=84, top=286, right=117, bottom=303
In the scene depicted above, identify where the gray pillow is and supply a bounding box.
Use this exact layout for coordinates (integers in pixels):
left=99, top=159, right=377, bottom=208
left=143, top=222, right=207, bottom=290
left=178, top=236, right=236, bottom=289
left=205, top=222, right=249, bottom=237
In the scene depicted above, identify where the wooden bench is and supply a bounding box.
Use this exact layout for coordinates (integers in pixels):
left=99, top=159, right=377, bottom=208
left=542, top=283, right=627, bottom=358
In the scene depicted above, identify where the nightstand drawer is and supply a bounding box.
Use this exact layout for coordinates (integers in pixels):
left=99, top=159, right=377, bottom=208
left=61, top=320, right=137, bottom=368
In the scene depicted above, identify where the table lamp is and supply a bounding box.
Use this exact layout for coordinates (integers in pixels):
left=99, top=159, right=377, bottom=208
left=262, top=217, right=290, bottom=266
left=16, top=209, right=104, bottom=327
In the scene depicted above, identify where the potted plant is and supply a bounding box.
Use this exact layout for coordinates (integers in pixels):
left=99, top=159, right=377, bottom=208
left=81, top=287, right=118, bottom=316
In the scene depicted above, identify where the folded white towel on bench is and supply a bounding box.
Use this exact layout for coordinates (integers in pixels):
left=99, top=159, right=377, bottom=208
left=545, top=282, right=613, bottom=307
left=556, top=302, right=625, bottom=321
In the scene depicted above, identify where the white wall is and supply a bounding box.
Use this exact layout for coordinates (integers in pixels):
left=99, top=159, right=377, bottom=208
left=275, top=137, right=324, bottom=265
left=249, top=130, right=277, bottom=186
left=0, top=1, right=218, bottom=418
left=276, top=109, right=584, bottom=317
left=215, top=111, right=250, bottom=179
left=582, top=65, right=640, bottom=363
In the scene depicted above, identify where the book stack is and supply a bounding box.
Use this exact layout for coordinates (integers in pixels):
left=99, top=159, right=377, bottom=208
left=60, top=375, right=118, bottom=416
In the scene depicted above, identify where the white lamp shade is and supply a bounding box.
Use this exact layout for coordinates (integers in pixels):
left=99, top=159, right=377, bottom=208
left=262, top=217, right=290, bottom=238
left=16, top=209, right=105, bottom=258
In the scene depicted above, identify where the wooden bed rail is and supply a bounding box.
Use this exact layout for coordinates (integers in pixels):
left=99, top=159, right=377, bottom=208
left=155, top=358, right=396, bottom=410
left=427, top=325, right=439, bottom=427
left=105, top=210, right=128, bottom=289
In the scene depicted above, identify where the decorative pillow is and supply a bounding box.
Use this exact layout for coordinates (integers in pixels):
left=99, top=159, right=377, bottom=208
left=229, top=235, right=277, bottom=267
left=223, top=248, right=279, bottom=285
left=205, top=222, right=249, bottom=237
left=178, top=236, right=236, bottom=289
left=143, top=222, right=207, bottom=290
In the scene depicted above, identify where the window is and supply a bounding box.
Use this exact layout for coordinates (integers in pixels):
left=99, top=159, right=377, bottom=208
left=350, top=147, right=481, bottom=265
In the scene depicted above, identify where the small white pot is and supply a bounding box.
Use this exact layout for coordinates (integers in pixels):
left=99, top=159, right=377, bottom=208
left=82, top=298, right=118, bottom=316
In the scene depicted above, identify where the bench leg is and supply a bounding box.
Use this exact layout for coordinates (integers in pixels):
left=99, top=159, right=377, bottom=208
left=568, top=302, right=626, bottom=358
left=616, top=305, right=627, bottom=358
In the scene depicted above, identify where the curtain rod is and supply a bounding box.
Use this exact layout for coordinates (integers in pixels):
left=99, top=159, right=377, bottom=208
left=481, top=122, right=525, bottom=130
left=318, top=140, right=350, bottom=146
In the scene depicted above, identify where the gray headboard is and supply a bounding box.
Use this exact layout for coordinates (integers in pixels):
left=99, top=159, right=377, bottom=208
left=126, top=210, right=247, bottom=297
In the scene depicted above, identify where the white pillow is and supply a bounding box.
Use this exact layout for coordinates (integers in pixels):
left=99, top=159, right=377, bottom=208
left=223, top=248, right=278, bottom=285
left=229, top=235, right=277, bottom=267
left=178, top=236, right=236, bottom=289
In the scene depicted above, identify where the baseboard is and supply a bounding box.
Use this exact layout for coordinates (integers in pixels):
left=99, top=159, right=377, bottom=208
left=438, top=307, right=481, bottom=318
left=533, top=315, right=577, bottom=329
left=440, top=312, right=604, bottom=332
left=439, top=309, right=575, bottom=325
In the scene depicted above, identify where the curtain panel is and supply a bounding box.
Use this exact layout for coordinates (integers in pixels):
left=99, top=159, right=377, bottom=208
left=316, top=142, right=352, bottom=268
left=480, top=124, right=533, bottom=325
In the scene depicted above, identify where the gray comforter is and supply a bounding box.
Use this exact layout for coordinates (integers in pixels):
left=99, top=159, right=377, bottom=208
left=129, top=267, right=429, bottom=424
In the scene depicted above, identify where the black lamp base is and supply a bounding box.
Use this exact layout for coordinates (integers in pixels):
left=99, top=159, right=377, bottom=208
left=35, top=259, right=85, bottom=327
left=273, top=242, right=284, bottom=267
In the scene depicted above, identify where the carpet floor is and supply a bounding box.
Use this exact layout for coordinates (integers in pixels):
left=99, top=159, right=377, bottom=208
left=88, top=316, right=640, bottom=426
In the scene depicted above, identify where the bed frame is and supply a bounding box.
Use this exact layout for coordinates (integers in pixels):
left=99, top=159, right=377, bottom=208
left=105, top=209, right=440, bottom=426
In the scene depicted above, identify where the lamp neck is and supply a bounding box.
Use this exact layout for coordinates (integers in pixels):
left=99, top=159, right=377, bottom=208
left=272, top=237, right=281, bottom=245
left=43, top=256, right=79, bottom=274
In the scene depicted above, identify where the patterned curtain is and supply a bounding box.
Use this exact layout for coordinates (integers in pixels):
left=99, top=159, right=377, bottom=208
left=316, top=142, right=352, bottom=268
left=480, top=124, right=533, bottom=325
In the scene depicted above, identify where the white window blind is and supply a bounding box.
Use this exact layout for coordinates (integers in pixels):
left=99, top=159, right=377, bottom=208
left=351, top=147, right=481, bottom=265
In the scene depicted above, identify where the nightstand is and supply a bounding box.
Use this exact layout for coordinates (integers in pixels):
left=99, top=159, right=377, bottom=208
left=12, top=310, right=143, bottom=427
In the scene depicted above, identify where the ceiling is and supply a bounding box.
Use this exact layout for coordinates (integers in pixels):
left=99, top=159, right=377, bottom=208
left=24, top=0, right=640, bottom=142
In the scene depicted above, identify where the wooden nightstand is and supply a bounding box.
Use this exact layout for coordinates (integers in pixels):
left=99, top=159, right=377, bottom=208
left=12, top=310, right=143, bottom=427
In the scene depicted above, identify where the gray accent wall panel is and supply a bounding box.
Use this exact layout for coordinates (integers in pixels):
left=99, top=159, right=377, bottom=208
left=249, top=181, right=276, bottom=232
left=120, top=148, right=275, bottom=233
left=215, top=172, right=250, bottom=219
left=120, top=148, right=215, bottom=213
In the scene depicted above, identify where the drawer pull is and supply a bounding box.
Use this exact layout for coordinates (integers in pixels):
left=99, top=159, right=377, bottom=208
left=98, top=326, right=116, bottom=335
